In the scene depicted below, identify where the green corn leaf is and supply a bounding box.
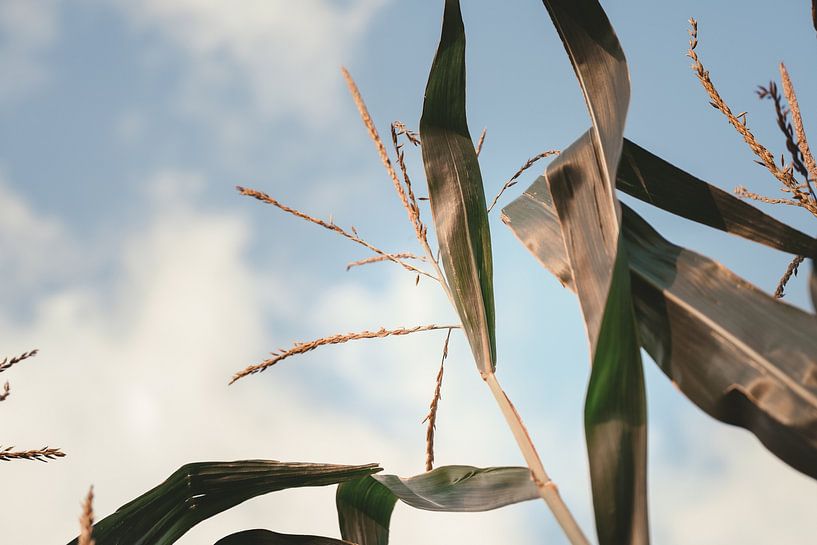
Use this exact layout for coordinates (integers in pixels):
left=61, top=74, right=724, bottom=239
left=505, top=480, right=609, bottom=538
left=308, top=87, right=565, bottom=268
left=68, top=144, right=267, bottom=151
left=504, top=176, right=817, bottom=480
left=420, top=0, right=495, bottom=374
left=617, top=138, right=817, bottom=320
left=337, top=466, right=538, bottom=545
left=618, top=139, right=817, bottom=257
left=214, top=529, right=353, bottom=545
left=539, top=1, right=649, bottom=543
left=337, top=474, right=396, bottom=545
left=372, top=465, right=539, bottom=512
left=67, top=460, right=380, bottom=545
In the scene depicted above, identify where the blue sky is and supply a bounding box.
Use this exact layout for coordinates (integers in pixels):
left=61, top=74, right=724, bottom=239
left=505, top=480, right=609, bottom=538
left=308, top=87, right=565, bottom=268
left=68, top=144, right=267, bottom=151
left=2, top=1, right=816, bottom=543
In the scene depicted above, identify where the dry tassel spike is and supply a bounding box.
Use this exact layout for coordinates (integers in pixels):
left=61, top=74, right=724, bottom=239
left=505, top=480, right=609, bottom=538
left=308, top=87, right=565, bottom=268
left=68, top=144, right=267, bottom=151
left=236, top=186, right=435, bottom=281
left=346, top=253, right=425, bottom=271
left=393, top=121, right=421, bottom=146
left=487, top=150, right=560, bottom=213
left=0, top=349, right=38, bottom=373
left=79, top=486, right=95, bottom=545
left=342, top=70, right=454, bottom=307
left=390, top=121, right=428, bottom=246
left=734, top=186, right=800, bottom=207
left=0, top=446, right=66, bottom=462
left=475, top=127, right=487, bottom=157
left=689, top=18, right=817, bottom=215
left=757, top=80, right=809, bottom=180
left=230, top=324, right=461, bottom=384
left=422, top=328, right=452, bottom=472
left=774, top=255, right=805, bottom=298
left=341, top=68, right=426, bottom=246
left=779, top=62, right=817, bottom=201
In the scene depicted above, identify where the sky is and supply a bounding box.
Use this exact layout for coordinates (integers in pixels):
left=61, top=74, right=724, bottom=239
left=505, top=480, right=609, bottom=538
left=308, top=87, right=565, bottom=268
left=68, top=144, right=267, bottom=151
left=1, top=0, right=817, bottom=543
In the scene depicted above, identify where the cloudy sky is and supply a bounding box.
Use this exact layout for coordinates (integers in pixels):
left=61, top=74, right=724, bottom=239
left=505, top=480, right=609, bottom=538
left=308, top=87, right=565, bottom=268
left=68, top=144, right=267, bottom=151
left=2, top=0, right=816, bottom=543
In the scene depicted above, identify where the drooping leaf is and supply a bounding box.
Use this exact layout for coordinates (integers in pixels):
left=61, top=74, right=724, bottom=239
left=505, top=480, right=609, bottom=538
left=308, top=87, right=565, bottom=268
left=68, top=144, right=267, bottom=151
left=214, top=529, right=352, bottom=545
left=420, top=0, right=495, bottom=374
left=513, top=138, right=817, bottom=288
left=617, top=139, right=817, bottom=257
left=337, top=474, right=396, bottom=545
left=503, top=176, right=817, bottom=480
left=337, top=466, right=539, bottom=545
left=67, top=460, right=380, bottom=545
left=373, top=465, right=539, bottom=512
left=540, top=1, right=648, bottom=543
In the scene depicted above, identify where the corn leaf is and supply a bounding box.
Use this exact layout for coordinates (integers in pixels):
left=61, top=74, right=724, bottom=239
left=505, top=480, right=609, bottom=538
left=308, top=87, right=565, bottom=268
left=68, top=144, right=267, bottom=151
left=811, top=263, right=817, bottom=311
left=372, top=465, right=539, bottom=512
left=618, top=139, right=817, bottom=257
left=67, top=460, right=380, bottom=545
left=420, top=0, right=495, bottom=374
left=616, top=139, right=817, bottom=319
left=503, top=176, right=817, bottom=480
left=540, top=1, right=648, bottom=543
left=214, top=530, right=352, bottom=545
left=337, top=474, right=396, bottom=545
left=337, top=465, right=538, bottom=545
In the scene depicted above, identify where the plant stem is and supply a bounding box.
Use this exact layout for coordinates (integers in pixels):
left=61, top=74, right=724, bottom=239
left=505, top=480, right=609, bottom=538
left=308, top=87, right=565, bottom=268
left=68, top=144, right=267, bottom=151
left=484, top=372, right=590, bottom=545
left=411, top=198, right=589, bottom=543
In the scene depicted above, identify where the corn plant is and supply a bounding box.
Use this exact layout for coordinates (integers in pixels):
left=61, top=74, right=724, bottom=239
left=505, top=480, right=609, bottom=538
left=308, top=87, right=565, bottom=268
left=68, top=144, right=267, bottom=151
left=47, top=0, right=817, bottom=543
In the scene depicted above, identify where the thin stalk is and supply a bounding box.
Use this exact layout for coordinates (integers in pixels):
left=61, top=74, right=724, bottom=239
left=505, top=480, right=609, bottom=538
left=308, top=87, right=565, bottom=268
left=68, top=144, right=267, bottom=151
left=485, top=373, right=590, bottom=545
left=414, top=211, right=588, bottom=544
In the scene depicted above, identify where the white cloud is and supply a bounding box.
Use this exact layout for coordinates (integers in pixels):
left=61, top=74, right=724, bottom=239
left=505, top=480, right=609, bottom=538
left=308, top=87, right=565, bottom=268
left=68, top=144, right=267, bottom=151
left=113, top=0, right=387, bottom=127
left=0, top=0, right=58, bottom=103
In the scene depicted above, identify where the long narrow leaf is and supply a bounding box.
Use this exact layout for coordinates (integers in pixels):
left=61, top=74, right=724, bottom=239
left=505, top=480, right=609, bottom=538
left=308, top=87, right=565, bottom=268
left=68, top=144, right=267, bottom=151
left=503, top=176, right=817, bottom=480
left=811, top=263, right=817, bottom=311
left=618, top=139, right=817, bottom=257
left=420, top=0, right=495, bottom=374
left=214, top=530, right=352, bottom=545
left=373, top=465, right=538, bottom=512
left=540, top=1, right=649, bottom=543
left=337, top=466, right=538, bottom=545
left=68, top=460, right=380, bottom=545
left=337, top=474, right=396, bottom=545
